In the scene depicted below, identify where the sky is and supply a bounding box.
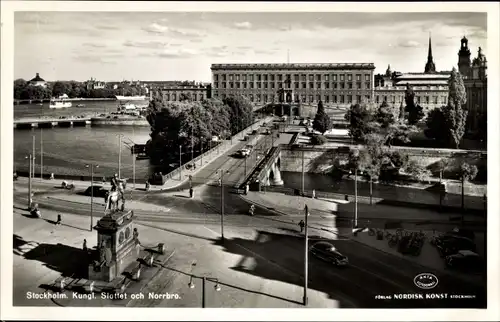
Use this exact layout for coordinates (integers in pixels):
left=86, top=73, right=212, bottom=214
left=14, top=11, right=487, bottom=82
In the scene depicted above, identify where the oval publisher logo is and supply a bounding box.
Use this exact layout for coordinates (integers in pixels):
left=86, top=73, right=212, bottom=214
left=414, top=273, right=439, bottom=289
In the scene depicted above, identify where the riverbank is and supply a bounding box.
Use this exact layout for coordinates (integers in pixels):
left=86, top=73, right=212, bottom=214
left=14, top=98, right=118, bottom=104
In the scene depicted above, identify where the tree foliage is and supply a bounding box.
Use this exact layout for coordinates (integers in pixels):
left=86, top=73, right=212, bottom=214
left=443, top=67, right=468, bottom=149
left=345, top=103, right=373, bottom=141
left=310, top=134, right=327, bottom=145
left=312, top=101, right=332, bottom=134
left=223, top=95, right=254, bottom=135
left=375, top=101, right=395, bottom=129
left=460, top=162, right=478, bottom=182
left=404, top=160, right=432, bottom=183
left=424, top=107, right=450, bottom=144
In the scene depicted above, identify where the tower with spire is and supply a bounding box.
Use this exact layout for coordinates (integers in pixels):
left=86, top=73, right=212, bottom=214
left=424, top=33, right=436, bottom=73
left=458, top=35, right=472, bottom=77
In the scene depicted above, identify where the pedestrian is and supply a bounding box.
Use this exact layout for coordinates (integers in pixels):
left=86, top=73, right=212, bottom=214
left=312, top=189, right=316, bottom=199
left=189, top=188, right=194, bottom=198
left=299, top=220, right=305, bottom=233
left=83, top=239, right=87, bottom=252
left=56, top=214, right=62, bottom=225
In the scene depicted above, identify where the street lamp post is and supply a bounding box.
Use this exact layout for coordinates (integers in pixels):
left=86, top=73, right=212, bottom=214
left=40, top=130, right=44, bottom=181
left=32, top=136, right=36, bottom=180
left=118, top=135, right=122, bottom=178
left=27, top=154, right=33, bottom=209
left=354, top=169, right=358, bottom=228
left=86, top=164, right=99, bottom=231
left=179, top=145, right=182, bottom=181
left=188, top=274, right=221, bottom=308
left=200, top=141, right=203, bottom=167
left=369, top=176, right=373, bottom=206
left=218, top=169, right=229, bottom=242
left=303, top=204, right=309, bottom=306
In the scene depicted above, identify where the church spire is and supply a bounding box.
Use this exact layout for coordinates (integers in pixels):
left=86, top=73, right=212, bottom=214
left=424, top=32, right=436, bottom=73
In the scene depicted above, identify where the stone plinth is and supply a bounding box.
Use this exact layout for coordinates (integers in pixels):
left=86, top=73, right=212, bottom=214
left=88, top=210, right=140, bottom=282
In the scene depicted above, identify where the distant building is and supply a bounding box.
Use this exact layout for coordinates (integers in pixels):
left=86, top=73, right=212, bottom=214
left=374, top=35, right=451, bottom=115
left=29, top=73, right=47, bottom=88
left=85, top=77, right=106, bottom=90
left=210, top=63, right=375, bottom=108
left=457, top=36, right=487, bottom=133
left=155, top=83, right=211, bottom=102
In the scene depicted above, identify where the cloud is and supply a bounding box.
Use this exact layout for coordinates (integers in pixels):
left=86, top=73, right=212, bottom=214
left=397, top=40, right=421, bottom=48
left=123, top=40, right=169, bottom=49
left=236, top=45, right=253, bottom=50
left=83, top=43, right=107, bottom=48
left=94, top=24, right=120, bottom=30
left=158, top=48, right=198, bottom=58
left=254, top=49, right=278, bottom=55
left=73, top=54, right=116, bottom=64
left=169, top=28, right=205, bottom=39
left=234, top=22, right=252, bottom=29
left=142, top=22, right=169, bottom=34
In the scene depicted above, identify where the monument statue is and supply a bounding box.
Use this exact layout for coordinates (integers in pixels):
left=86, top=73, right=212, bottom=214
left=105, top=173, right=127, bottom=212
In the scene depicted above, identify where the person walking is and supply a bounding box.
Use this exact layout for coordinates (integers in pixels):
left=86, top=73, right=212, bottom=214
left=299, top=220, right=305, bottom=233
left=56, top=214, right=62, bottom=225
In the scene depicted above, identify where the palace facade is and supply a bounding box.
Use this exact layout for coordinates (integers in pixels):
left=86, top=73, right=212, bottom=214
left=210, top=63, right=375, bottom=108
left=156, top=82, right=211, bottom=102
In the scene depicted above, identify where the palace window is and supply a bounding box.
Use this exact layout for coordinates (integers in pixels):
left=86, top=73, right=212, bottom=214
left=325, top=95, right=330, bottom=103
left=333, top=83, right=338, bottom=89
left=392, top=96, right=396, bottom=104
left=348, top=83, right=353, bottom=89
left=165, top=94, right=170, bottom=101
left=325, top=82, right=330, bottom=89
left=271, top=83, right=275, bottom=89
left=172, top=94, right=177, bottom=101
left=365, top=82, right=370, bottom=89
left=365, top=74, right=370, bottom=81
left=199, top=94, right=203, bottom=101
left=316, top=75, right=321, bottom=81
left=317, top=82, right=322, bottom=89
left=278, top=83, right=283, bottom=89
left=264, top=82, right=268, bottom=89
left=340, top=83, right=345, bottom=89
left=301, top=95, right=306, bottom=103
left=222, top=75, right=226, bottom=81
left=263, top=94, right=268, bottom=102
left=340, top=96, right=345, bottom=103
left=294, top=74, right=299, bottom=81
left=250, top=83, right=254, bottom=89
left=325, top=75, right=329, bottom=81
left=257, top=94, right=261, bottom=102
left=294, top=82, right=299, bottom=89
left=302, top=82, right=306, bottom=89
left=356, top=82, right=361, bottom=89
left=249, top=75, right=254, bottom=81
left=278, top=75, right=283, bottom=81
left=236, top=75, right=240, bottom=81
left=434, top=96, right=438, bottom=104
left=357, top=95, right=362, bottom=103
left=384, top=96, right=387, bottom=102
left=347, top=95, right=352, bottom=103
left=214, top=82, right=219, bottom=89
left=333, top=74, right=338, bottom=81
left=270, top=75, right=275, bottom=81
left=229, top=82, right=234, bottom=89
left=426, top=96, right=430, bottom=104
left=317, top=95, right=321, bottom=102
left=309, top=75, right=314, bottom=81
left=257, top=75, right=261, bottom=81
left=301, top=74, right=306, bottom=81
left=309, top=95, right=314, bottom=103
left=348, top=74, right=352, bottom=81
left=376, top=96, right=380, bottom=103
left=417, top=96, right=421, bottom=104
left=243, top=75, right=247, bottom=81
left=243, top=82, right=247, bottom=88
left=365, top=95, right=370, bottom=102
left=229, top=75, right=233, bottom=81
left=236, top=82, right=240, bottom=89
left=214, top=75, right=219, bottom=82
left=333, top=95, right=338, bottom=103
left=263, top=75, right=268, bottom=81
left=309, top=82, right=314, bottom=89
left=257, top=83, right=261, bottom=89
left=340, top=75, right=345, bottom=81
left=356, top=74, right=361, bottom=81
left=222, top=83, right=226, bottom=89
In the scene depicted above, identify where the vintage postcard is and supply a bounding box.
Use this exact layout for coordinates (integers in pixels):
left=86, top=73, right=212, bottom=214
left=1, top=1, right=499, bottom=321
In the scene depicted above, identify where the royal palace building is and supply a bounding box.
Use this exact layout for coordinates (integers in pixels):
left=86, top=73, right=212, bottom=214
left=156, top=82, right=211, bottom=102
left=210, top=63, right=375, bottom=108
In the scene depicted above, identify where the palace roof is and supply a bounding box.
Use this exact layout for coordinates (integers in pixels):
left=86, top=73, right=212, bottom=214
left=211, top=63, right=376, bottom=71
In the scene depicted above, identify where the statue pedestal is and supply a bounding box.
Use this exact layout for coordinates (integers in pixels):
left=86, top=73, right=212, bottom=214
left=88, top=210, right=140, bottom=282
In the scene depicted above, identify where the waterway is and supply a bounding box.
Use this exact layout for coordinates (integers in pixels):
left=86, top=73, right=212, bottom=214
left=13, top=101, right=158, bottom=180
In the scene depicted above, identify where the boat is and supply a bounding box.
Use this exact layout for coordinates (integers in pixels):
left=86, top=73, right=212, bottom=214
left=49, top=94, right=72, bottom=109
left=76, top=103, right=85, bottom=108
left=115, top=95, right=147, bottom=101
left=118, top=102, right=138, bottom=111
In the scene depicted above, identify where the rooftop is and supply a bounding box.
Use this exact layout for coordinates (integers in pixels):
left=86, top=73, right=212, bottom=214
left=211, top=63, right=376, bottom=70
left=396, top=73, right=450, bottom=79
left=394, top=79, right=449, bottom=85
left=30, top=73, right=45, bottom=82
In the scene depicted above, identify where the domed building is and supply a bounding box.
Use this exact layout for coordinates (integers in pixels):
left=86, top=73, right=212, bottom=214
left=29, top=73, right=47, bottom=88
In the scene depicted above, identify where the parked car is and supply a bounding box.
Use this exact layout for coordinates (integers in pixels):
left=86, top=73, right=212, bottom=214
left=445, top=250, right=483, bottom=272
left=310, top=241, right=349, bottom=267
left=435, top=235, right=476, bottom=257
left=446, top=227, right=475, bottom=240
left=84, top=185, right=109, bottom=199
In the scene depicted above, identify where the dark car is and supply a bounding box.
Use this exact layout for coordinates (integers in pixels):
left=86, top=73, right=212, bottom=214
left=445, top=250, right=484, bottom=272
left=435, top=235, right=476, bottom=257
left=446, top=227, right=475, bottom=240
left=84, top=185, right=109, bottom=199
left=310, top=241, right=348, bottom=266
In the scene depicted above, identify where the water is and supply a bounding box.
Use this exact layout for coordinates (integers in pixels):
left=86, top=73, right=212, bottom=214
left=14, top=101, right=157, bottom=180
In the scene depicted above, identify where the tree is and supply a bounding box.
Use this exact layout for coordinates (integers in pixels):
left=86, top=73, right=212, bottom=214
left=223, top=95, right=254, bottom=135
left=424, top=107, right=449, bottom=144
left=408, top=104, right=425, bottom=125
left=312, top=101, right=332, bottom=134
left=375, top=101, right=395, bottom=129
left=310, top=134, right=327, bottom=145
left=179, top=93, right=192, bottom=102
left=404, top=84, right=415, bottom=120
left=13, top=79, right=27, bottom=100
left=460, top=162, right=478, bottom=182
left=443, top=67, right=468, bottom=149
left=404, top=160, right=432, bottom=183
left=201, top=98, right=230, bottom=139
left=51, top=81, right=70, bottom=97
left=345, top=103, right=373, bottom=141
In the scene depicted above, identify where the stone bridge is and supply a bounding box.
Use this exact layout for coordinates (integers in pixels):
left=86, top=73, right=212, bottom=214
left=243, top=146, right=284, bottom=191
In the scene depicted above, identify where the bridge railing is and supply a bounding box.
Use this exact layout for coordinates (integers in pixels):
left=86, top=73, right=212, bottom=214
left=155, top=116, right=274, bottom=185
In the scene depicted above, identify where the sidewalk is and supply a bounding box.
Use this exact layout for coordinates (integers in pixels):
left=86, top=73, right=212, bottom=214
left=12, top=207, right=336, bottom=308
